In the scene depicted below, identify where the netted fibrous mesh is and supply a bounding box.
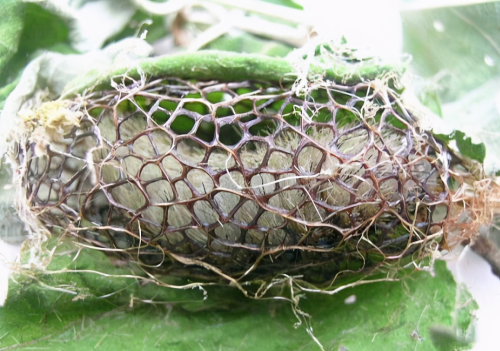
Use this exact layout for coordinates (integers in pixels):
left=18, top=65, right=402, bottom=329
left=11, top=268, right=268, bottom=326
left=20, top=76, right=479, bottom=283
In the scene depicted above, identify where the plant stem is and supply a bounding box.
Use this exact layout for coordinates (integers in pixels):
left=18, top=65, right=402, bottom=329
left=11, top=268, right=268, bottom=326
left=64, top=51, right=404, bottom=96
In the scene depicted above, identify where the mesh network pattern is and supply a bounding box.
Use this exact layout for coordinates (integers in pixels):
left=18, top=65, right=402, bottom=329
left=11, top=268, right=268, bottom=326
left=22, top=77, right=458, bottom=283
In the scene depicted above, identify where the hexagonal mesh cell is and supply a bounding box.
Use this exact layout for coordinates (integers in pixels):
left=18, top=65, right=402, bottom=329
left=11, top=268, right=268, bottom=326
left=20, top=77, right=484, bottom=283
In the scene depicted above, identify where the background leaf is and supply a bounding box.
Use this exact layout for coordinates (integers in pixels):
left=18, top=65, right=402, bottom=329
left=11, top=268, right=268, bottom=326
left=0, top=0, right=25, bottom=81
left=435, top=130, right=486, bottom=163
left=0, top=239, right=476, bottom=351
left=202, top=32, right=293, bottom=56
left=262, top=0, right=303, bottom=10
left=0, top=1, right=72, bottom=87
left=454, top=130, right=487, bottom=163
left=402, top=2, right=500, bottom=172
left=103, top=9, right=168, bottom=48
left=402, top=2, right=500, bottom=103
left=70, top=0, right=137, bottom=52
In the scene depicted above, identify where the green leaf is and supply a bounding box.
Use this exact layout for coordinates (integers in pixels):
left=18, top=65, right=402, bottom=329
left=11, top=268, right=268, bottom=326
left=103, top=10, right=168, bottom=48
left=419, top=88, right=443, bottom=118
left=0, top=238, right=476, bottom=351
left=18, top=3, right=71, bottom=53
left=69, top=0, right=136, bottom=52
left=262, top=0, right=303, bottom=10
left=0, top=0, right=25, bottom=78
left=454, top=130, right=486, bottom=163
left=0, top=78, right=19, bottom=110
left=0, top=1, right=72, bottom=87
left=402, top=2, right=500, bottom=103
left=202, top=32, right=293, bottom=57
left=402, top=3, right=500, bottom=172
left=435, top=130, right=486, bottom=163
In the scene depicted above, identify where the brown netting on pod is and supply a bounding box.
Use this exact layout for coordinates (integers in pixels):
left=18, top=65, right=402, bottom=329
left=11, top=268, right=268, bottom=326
left=19, top=75, right=485, bottom=284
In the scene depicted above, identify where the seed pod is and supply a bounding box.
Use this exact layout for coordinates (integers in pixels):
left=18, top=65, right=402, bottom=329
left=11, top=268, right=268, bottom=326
left=13, top=51, right=493, bottom=284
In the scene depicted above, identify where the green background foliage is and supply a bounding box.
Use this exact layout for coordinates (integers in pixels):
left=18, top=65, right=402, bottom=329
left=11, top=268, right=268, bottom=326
left=402, top=1, right=500, bottom=167
left=0, top=240, right=476, bottom=350
left=402, top=2, right=500, bottom=103
left=0, top=1, right=73, bottom=87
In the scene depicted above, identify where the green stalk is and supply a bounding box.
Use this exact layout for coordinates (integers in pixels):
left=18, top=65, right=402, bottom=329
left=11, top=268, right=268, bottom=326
left=65, top=51, right=404, bottom=96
